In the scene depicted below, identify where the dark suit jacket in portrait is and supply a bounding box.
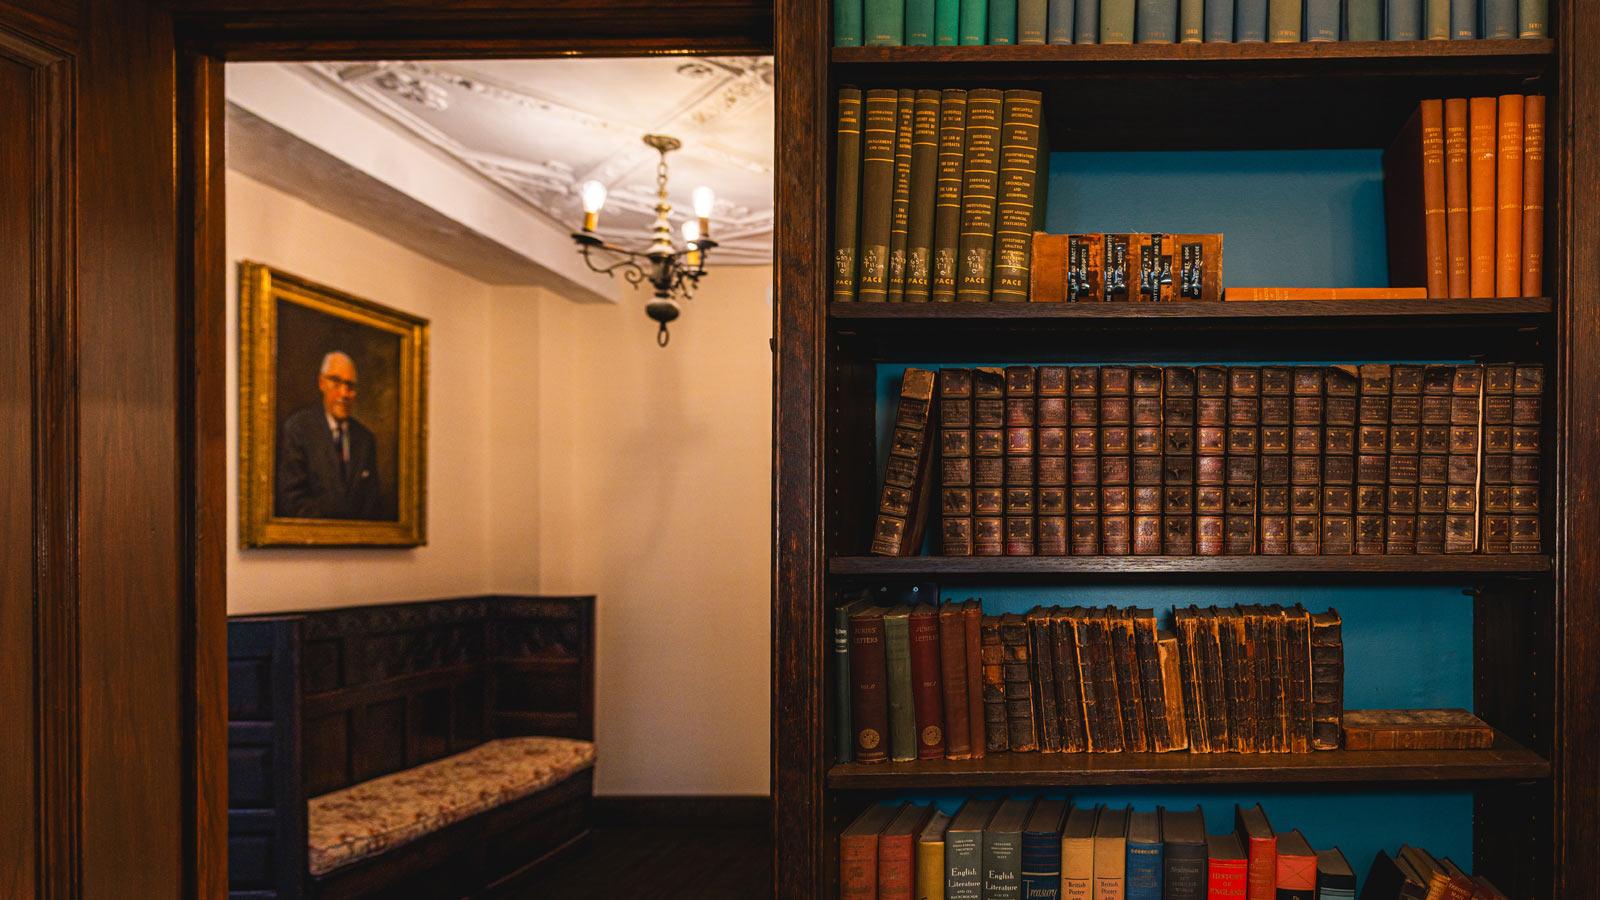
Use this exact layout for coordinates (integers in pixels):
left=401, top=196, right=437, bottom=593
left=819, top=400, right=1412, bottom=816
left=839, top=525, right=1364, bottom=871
left=274, top=406, right=385, bottom=520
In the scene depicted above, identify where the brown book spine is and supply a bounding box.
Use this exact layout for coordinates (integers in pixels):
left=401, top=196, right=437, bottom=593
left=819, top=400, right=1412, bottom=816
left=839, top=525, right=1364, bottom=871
left=1522, top=94, right=1546, bottom=297
left=1004, top=365, right=1038, bottom=555
left=1468, top=96, right=1499, bottom=298
left=940, top=369, right=975, bottom=556
left=1028, top=608, right=1061, bottom=752
left=832, top=88, right=863, bottom=303
left=1199, top=608, right=1230, bottom=751
left=1322, top=365, right=1358, bottom=555
left=972, top=367, right=1006, bottom=556
left=1100, top=366, right=1133, bottom=556
left=1496, top=94, right=1525, bottom=298
left=1155, top=631, right=1190, bottom=752
left=886, top=89, right=915, bottom=303
left=931, top=89, right=967, bottom=303
left=1196, top=365, right=1228, bottom=556
left=1163, top=366, right=1198, bottom=555
left=1510, top=365, right=1544, bottom=553
left=1417, top=364, right=1453, bottom=553
left=1109, top=609, right=1149, bottom=752
left=1000, top=613, right=1038, bottom=751
left=1445, top=365, right=1484, bottom=553
left=962, top=600, right=987, bottom=757
left=1268, top=608, right=1290, bottom=752
left=1258, top=367, right=1292, bottom=555
left=849, top=608, right=890, bottom=762
left=980, top=614, right=1008, bottom=752
left=1173, top=609, right=1209, bottom=752
left=1387, top=365, right=1423, bottom=554
left=1069, top=366, right=1101, bottom=554
left=1217, top=608, right=1251, bottom=752
left=991, top=90, right=1046, bottom=302
left=1242, top=607, right=1270, bottom=752
left=855, top=89, right=898, bottom=302
left=1036, top=366, right=1069, bottom=556
left=1068, top=233, right=1105, bottom=302
left=908, top=607, right=946, bottom=760
left=903, top=90, right=941, bottom=303
left=1479, top=365, right=1515, bottom=554
left=1226, top=367, right=1260, bottom=555
left=1090, top=611, right=1126, bottom=752
left=1052, top=611, right=1088, bottom=752
left=1341, top=709, right=1491, bottom=751
left=1103, top=234, right=1134, bottom=302
left=1132, top=366, right=1165, bottom=556
left=1071, top=613, right=1105, bottom=751
left=872, top=369, right=937, bottom=556
left=1420, top=100, right=1448, bottom=297
left=956, top=89, right=1003, bottom=302
left=1132, top=609, right=1168, bottom=750
left=1286, top=606, right=1313, bottom=753
left=937, top=603, right=973, bottom=759
left=1135, top=232, right=1178, bottom=302
left=1290, top=367, right=1324, bottom=555
left=1030, top=233, right=1067, bottom=303
left=1356, top=364, right=1392, bottom=555
left=1443, top=98, right=1471, bottom=298
left=1309, top=610, right=1343, bottom=750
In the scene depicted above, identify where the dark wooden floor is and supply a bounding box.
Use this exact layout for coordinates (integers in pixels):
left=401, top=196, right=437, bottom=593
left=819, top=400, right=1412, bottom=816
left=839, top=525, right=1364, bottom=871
left=513, top=825, right=774, bottom=898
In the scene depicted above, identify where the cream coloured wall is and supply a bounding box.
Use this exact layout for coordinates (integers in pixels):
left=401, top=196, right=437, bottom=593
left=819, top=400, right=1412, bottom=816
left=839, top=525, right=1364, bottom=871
left=226, top=169, right=772, bottom=795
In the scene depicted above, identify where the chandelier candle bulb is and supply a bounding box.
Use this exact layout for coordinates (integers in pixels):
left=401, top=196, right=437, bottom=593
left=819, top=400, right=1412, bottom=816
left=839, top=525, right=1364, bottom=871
left=693, top=185, right=715, bottom=239
left=579, top=180, right=607, bottom=232
left=682, top=220, right=702, bottom=268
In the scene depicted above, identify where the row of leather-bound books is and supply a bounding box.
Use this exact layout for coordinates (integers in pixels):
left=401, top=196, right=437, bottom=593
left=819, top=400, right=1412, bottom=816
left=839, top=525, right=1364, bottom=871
left=868, top=363, right=1545, bottom=558
left=835, top=599, right=1343, bottom=764
left=841, top=797, right=1503, bottom=900
left=831, top=87, right=1047, bottom=304
left=1385, top=95, right=1546, bottom=299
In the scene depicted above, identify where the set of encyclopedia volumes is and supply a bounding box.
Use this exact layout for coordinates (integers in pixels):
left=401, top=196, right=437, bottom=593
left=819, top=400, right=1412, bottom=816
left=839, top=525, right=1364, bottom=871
left=1384, top=96, right=1546, bottom=299
left=835, top=599, right=1344, bottom=763
left=832, top=87, right=1048, bottom=305
left=833, top=0, right=1547, bottom=47
left=868, top=363, right=1546, bottom=558
left=840, top=799, right=1501, bottom=900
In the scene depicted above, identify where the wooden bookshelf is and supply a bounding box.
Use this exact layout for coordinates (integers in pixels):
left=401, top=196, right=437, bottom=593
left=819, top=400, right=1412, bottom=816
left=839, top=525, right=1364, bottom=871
left=775, top=2, right=1597, bottom=896
left=828, top=730, right=1550, bottom=788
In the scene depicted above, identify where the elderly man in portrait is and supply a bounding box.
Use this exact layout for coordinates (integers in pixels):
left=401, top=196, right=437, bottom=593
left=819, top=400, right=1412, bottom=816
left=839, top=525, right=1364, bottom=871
left=275, top=351, right=384, bottom=520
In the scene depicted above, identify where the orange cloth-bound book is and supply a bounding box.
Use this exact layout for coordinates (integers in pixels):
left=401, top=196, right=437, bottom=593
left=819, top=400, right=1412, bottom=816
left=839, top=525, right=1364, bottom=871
left=1495, top=94, right=1525, bottom=297
left=1224, top=287, right=1429, bottom=301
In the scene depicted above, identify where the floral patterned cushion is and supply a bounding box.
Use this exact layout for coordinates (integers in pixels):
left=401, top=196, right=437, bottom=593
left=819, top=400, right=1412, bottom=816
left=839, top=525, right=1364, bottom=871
left=307, top=736, right=595, bottom=876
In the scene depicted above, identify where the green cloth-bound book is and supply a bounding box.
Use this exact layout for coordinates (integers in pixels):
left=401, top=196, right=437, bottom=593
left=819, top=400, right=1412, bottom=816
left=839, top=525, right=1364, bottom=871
left=989, top=0, right=1018, bottom=43
left=883, top=608, right=918, bottom=762
left=960, top=0, right=990, bottom=42
left=1018, top=0, right=1048, bottom=41
left=936, top=0, right=962, bottom=42
left=907, top=0, right=937, bottom=43
left=864, top=0, right=904, bottom=44
left=1343, top=0, right=1381, bottom=39
left=1100, top=0, right=1134, bottom=42
left=834, top=0, right=863, bottom=45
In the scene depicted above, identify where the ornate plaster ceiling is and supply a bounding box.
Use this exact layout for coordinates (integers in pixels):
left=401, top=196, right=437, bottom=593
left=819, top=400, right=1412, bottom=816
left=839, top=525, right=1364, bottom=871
left=297, top=57, right=774, bottom=265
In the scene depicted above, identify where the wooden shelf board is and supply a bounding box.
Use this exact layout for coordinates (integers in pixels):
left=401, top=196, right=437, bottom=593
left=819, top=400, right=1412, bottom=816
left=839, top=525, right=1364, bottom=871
left=827, top=731, right=1550, bottom=788
left=832, top=39, right=1553, bottom=66
left=830, top=298, right=1551, bottom=322
left=829, top=555, right=1552, bottom=578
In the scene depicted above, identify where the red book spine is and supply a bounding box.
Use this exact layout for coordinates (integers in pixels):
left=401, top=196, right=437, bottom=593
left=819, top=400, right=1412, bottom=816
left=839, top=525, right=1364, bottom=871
left=938, top=605, right=973, bottom=759
left=1245, top=836, right=1277, bottom=900
left=877, top=830, right=916, bottom=900
left=962, top=601, right=987, bottom=758
left=908, top=608, right=947, bottom=760
left=839, top=833, right=878, bottom=899
left=1207, top=859, right=1248, bottom=899
left=849, top=612, right=891, bottom=763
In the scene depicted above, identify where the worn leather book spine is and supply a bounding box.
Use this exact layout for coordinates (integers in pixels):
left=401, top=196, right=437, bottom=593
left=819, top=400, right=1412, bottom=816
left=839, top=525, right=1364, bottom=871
left=941, top=368, right=976, bottom=556
left=1102, top=234, right=1134, bottom=301
left=849, top=608, right=891, bottom=762
left=886, top=90, right=916, bottom=302
left=1290, top=366, right=1324, bottom=555
left=1321, top=365, right=1358, bottom=555
left=1196, top=365, right=1228, bottom=556
left=856, top=90, right=898, bottom=302
left=1100, top=366, right=1133, bottom=556
left=1242, top=607, right=1270, bottom=752
left=1355, top=364, right=1391, bottom=555
left=1173, top=609, right=1208, bottom=752
left=1510, top=365, right=1543, bottom=553
left=973, top=367, right=1007, bottom=556
left=883, top=610, right=918, bottom=761
left=904, top=90, right=941, bottom=302
left=879, top=804, right=927, bottom=900
left=1266, top=607, right=1288, bottom=752
left=1309, top=609, right=1343, bottom=750
left=1416, top=364, right=1453, bottom=553
left=1386, top=365, right=1423, bottom=554
left=956, top=89, right=1003, bottom=302
left=1067, top=233, right=1105, bottom=301
left=992, top=90, right=1046, bottom=302
left=1226, top=367, right=1261, bottom=555
left=1522, top=94, right=1545, bottom=298
left=1037, top=366, right=1069, bottom=556
left=1000, top=613, right=1039, bottom=751
left=909, top=606, right=947, bottom=760
left=1479, top=365, right=1515, bottom=553
left=1198, top=608, right=1230, bottom=752
left=1005, top=365, right=1039, bottom=555
left=938, top=602, right=974, bottom=759
left=1155, top=631, right=1190, bottom=751
left=840, top=807, right=888, bottom=899
left=833, top=88, right=863, bottom=302
left=1131, top=609, right=1167, bottom=749
left=981, top=614, right=1009, bottom=752
left=1285, top=607, right=1313, bottom=753
left=1468, top=96, right=1498, bottom=298
left=932, top=90, right=968, bottom=302
left=963, top=600, right=988, bottom=757
left=1341, top=708, right=1493, bottom=750
left=1443, top=98, right=1470, bottom=297
left=1052, top=611, right=1088, bottom=752
left=1069, top=366, right=1101, bottom=554
left=1029, top=608, right=1062, bottom=752
left=1031, top=233, right=1068, bottom=303
left=1225, top=608, right=1256, bottom=752
left=873, top=369, right=937, bottom=556
left=1108, top=609, right=1148, bottom=752
left=1072, top=613, right=1105, bottom=751
left=1445, top=365, right=1484, bottom=553
left=1496, top=94, right=1525, bottom=297
left=1166, top=233, right=1223, bottom=301
left=1257, top=366, right=1291, bottom=555
left=1163, top=366, right=1197, bottom=555
left=1090, top=611, right=1127, bottom=752
left=1131, top=366, right=1164, bottom=556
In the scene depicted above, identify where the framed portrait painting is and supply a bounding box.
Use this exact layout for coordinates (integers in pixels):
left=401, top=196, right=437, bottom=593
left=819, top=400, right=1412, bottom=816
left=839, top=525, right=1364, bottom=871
left=239, top=262, right=428, bottom=547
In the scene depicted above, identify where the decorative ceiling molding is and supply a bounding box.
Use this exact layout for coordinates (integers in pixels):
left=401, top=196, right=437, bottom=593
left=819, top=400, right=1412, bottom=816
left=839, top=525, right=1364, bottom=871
left=298, top=56, right=774, bottom=265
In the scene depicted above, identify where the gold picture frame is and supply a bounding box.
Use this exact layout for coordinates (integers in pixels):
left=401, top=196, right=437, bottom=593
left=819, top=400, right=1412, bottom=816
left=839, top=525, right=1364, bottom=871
left=239, top=261, right=428, bottom=547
